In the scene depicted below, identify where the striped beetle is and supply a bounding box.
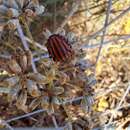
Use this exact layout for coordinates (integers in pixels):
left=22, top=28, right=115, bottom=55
left=46, top=34, right=75, bottom=62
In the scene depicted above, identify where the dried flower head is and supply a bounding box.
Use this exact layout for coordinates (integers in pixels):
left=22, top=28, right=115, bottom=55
left=0, top=0, right=45, bottom=24
left=0, top=49, right=32, bottom=75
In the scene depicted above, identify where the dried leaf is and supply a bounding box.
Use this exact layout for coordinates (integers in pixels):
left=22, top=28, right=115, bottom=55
left=27, top=73, right=46, bottom=84
left=8, top=83, right=21, bottom=102
left=0, top=76, right=19, bottom=87
left=41, top=96, right=50, bottom=110
left=7, top=19, right=17, bottom=30
left=26, top=79, right=41, bottom=97
left=8, top=59, right=22, bottom=74
left=26, top=50, right=32, bottom=68
left=52, top=87, right=64, bottom=96
left=7, top=8, right=19, bottom=18
left=58, top=72, right=70, bottom=85
left=29, top=98, right=41, bottom=111
left=19, top=53, right=28, bottom=72
left=16, top=90, right=28, bottom=112
left=46, top=69, right=56, bottom=83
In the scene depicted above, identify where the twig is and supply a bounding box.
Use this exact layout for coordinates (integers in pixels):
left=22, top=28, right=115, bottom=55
left=0, top=119, right=14, bottom=130
left=102, top=103, right=130, bottom=116
left=117, top=118, right=130, bottom=129
left=16, top=20, right=29, bottom=51
left=82, top=6, right=130, bottom=41
left=62, top=96, right=84, bottom=105
left=33, top=54, right=49, bottom=62
left=25, top=36, right=47, bottom=52
left=94, top=78, right=121, bottom=99
left=95, top=0, right=112, bottom=67
left=52, top=116, right=58, bottom=128
left=16, top=19, right=37, bottom=73
left=55, top=0, right=81, bottom=34
left=82, top=35, right=130, bottom=49
left=6, top=109, right=46, bottom=123
left=15, top=32, right=47, bottom=52
left=105, top=82, right=130, bottom=128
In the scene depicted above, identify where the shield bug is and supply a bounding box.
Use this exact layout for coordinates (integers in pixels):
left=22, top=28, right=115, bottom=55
left=46, top=34, right=75, bottom=62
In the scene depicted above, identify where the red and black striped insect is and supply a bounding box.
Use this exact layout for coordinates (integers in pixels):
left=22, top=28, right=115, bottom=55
left=46, top=34, right=75, bottom=62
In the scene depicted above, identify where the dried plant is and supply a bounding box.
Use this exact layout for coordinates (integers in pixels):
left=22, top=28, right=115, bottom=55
left=0, top=1, right=95, bottom=126
left=0, top=0, right=129, bottom=130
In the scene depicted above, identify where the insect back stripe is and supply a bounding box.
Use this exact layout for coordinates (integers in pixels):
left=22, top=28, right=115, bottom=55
left=48, top=38, right=58, bottom=61
left=54, top=36, right=67, bottom=60
left=49, top=37, right=61, bottom=61
left=46, top=40, right=54, bottom=58
left=50, top=37, right=62, bottom=61
left=52, top=36, right=66, bottom=60
left=61, top=38, right=72, bottom=52
left=59, top=35, right=71, bottom=47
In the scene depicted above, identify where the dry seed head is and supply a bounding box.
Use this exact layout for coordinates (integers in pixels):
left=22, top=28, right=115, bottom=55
left=1, top=76, right=19, bottom=87
left=59, top=72, right=70, bottom=85
left=41, top=96, right=50, bottom=110
left=0, top=0, right=45, bottom=24
left=24, top=9, right=35, bottom=17
left=46, top=69, right=56, bottom=83
left=7, top=8, right=19, bottom=18
left=8, top=59, right=22, bottom=74
left=52, top=87, right=64, bottom=96
left=17, top=90, right=27, bottom=106
left=15, top=49, right=32, bottom=72
left=19, top=53, right=28, bottom=72
left=29, top=98, right=41, bottom=111
left=27, top=73, right=46, bottom=84
left=26, top=50, right=33, bottom=68
left=0, top=58, right=13, bottom=73
left=16, top=90, right=28, bottom=112
left=26, top=79, right=41, bottom=97
left=7, top=19, right=17, bottom=30
left=8, top=83, right=20, bottom=102
left=0, top=49, right=32, bottom=74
